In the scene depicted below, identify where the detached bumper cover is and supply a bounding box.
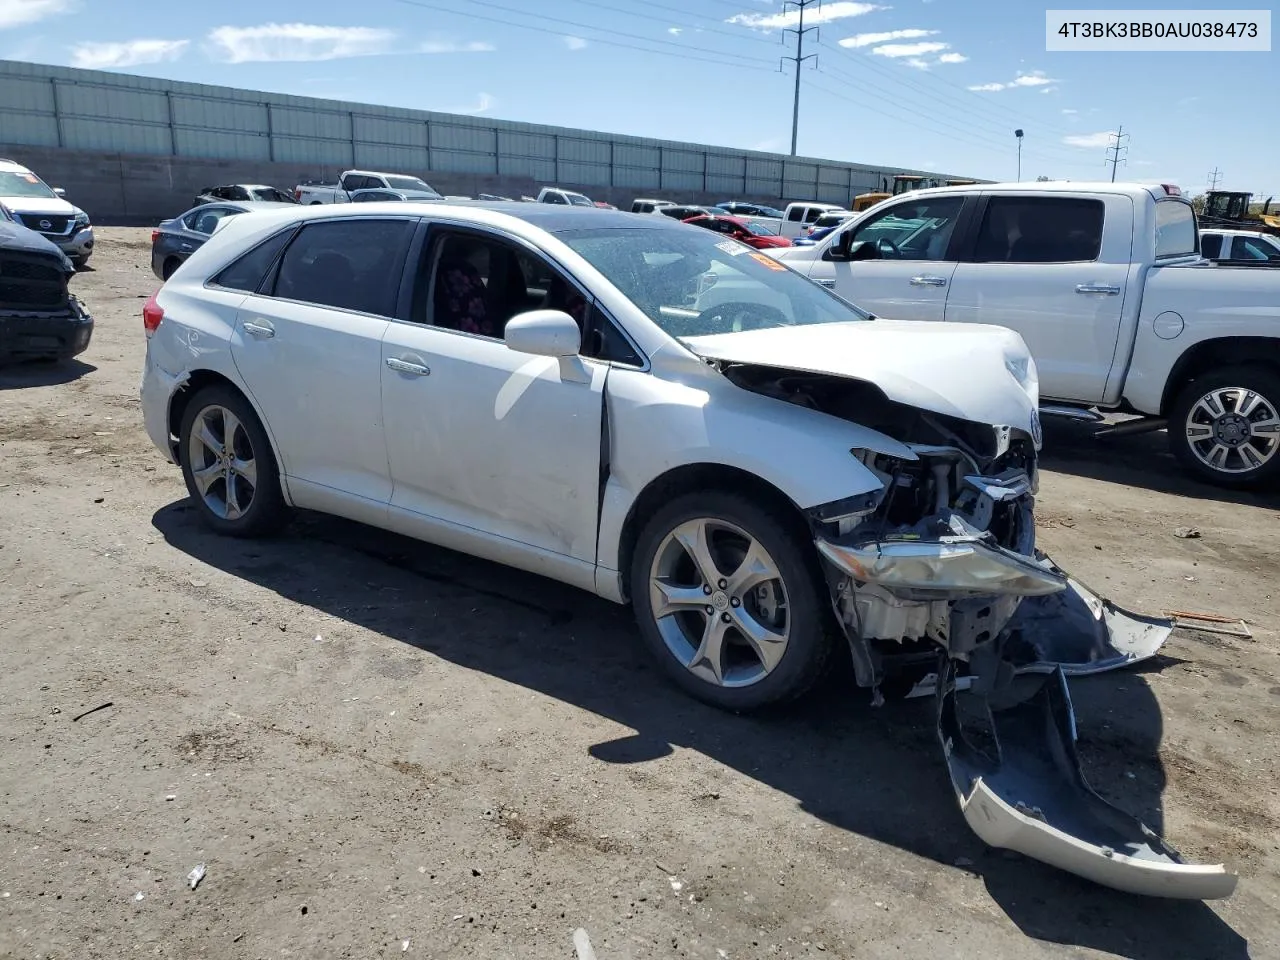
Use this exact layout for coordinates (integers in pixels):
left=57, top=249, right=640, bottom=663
left=939, top=663, right=1238, bottom=901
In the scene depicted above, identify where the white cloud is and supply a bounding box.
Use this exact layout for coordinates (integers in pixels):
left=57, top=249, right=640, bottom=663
left=872, top=41, right=949, bottom=58
left=1061, top=108, right=1078, bottom=114
left=419, top=40, right=494, bottom=53
left=840, top=28, right=937, bottom=48
left=1063, top=131, right=1116, bottom=148
left=668, top=27, right=682, bottom=35
left=0, top=0, right=72, bottom=29
left=563, top=35, right=587, bottom=50
left=728, top=1, right=882, bottom=30
left=1040, top=86, right=1058, bottom=94
left=903, top=57, right=932, bottom=69
left=448, top=92, right=493, bottom=114
left=70, top=38, right=189, bottom=69
left=937, top=52, right=967, bottom=63
left=1133, top=160, right=1155, bottom=166
left=207, top=23, right=396, bottom=63
left=967, top=70, right=1058, bottom=92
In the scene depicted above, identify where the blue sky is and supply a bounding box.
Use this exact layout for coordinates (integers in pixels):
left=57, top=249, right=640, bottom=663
left=2, top=0, right=1276, bottom=196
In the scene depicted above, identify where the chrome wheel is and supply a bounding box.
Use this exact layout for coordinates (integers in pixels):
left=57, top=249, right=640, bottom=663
left=648, top=517, right=790, bottom=688
left=187, top=404, right=258, bottom=520
left=1183, top=386, right=1280, bottom=475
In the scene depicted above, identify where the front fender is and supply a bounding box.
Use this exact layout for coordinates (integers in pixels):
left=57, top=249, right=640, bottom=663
left=595, top=366, right=906, bottom=585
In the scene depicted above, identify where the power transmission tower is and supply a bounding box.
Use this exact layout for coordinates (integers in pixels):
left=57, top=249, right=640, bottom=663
left=1105, top=126, right=1129, bottom=182
left=782, top=0, right=820, bottom=156
left=1207, top=167, right=1223, bottom=190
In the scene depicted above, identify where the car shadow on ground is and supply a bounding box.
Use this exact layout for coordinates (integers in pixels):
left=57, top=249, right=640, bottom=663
left=0, top=358, right=96, bottom=389
left=1039, top=419, right=1279, bottom=509
left=152, top=503, right=1248, bottom=960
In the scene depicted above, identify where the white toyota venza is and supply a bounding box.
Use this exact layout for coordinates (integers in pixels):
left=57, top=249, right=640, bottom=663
left=139, top=202, right=1234, bottom=899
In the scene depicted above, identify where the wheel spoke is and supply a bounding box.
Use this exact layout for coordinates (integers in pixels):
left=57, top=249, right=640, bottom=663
left=195, top=418, right=224, bottom=458
left=1185, top=424, right=1212, bottom=440
left=230, top=455, right=257, bottom=488
left=724, top=538, right=779, bottom=598
left=651, top=580, right=711, bottom=619
left=1236, top=391, right=1262, bottom=418
left=1240, top=442, right=1267, bottom=469
left=1206, top=443, right=1230, bottom=468
left=221, top=409, right=244, bottom=454
left=1194, top=393, right=1226, bottom=420
left=1251, top=417, right=1280, bottom=435
left=224, top=472, right=244, bottom=520
left=732, top=610, right=788, bottom=674
left=673, top=519, right=722, bottom=587
left=191, top=460, right=222, bottom=496
left=690, top=614, right=729, bottom=685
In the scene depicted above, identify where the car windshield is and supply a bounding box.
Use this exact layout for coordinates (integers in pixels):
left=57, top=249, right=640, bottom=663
left=385, top=176, right=439, bottom=195
left=739, top=220, right=775, bottom=237
left=567, top=193, right=594, bottom=207
left=558, top=226, right=870, bottom=339
left=753, top=205, right=784, bottom=218
left=0, top=170, right=58, bottom=200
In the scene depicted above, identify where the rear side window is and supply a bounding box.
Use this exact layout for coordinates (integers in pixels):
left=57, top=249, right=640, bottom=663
left=1154, top=199, right=1197, bottom=259
left=786, top=206, right=804, bottom=222
left=272, top=219, right=413, bottom=315
left=974, top=197, right=1104, bottom=263
left=212, top=228, right=295, bottom=292
left=1200, top=233, right=1223, bottom=259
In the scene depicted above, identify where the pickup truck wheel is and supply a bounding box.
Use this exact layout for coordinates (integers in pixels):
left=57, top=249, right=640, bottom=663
left=630, top=492, right=836, bottom=712
left=1170, top=367, right=1280, bottom=488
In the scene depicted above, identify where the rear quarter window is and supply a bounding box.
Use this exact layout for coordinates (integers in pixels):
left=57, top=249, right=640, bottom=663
left=211, top=228, right=296, bottom=292
left=1155, top=199, right=1198, bottom=259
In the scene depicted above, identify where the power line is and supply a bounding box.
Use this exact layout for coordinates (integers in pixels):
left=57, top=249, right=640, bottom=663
left=783, top=0, right=820, bottom=156
left=389, top=0, right=780, bottom=71
left=1207, top=166, right=1223, bottom=190
left=559, top=0, right=782, bottom=46
left=1105, top=126, right=1129, bottom=182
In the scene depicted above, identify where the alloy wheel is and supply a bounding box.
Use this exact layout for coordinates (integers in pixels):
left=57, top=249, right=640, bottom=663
left=648, top=517, right=791, bottom=688
left=1183, top=386, right=1280, bottom=474
left=187, top=404, right=258, bottom=520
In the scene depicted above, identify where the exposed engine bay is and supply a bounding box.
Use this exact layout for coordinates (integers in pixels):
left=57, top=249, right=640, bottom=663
left=722, top=361, right=1239, bottom=901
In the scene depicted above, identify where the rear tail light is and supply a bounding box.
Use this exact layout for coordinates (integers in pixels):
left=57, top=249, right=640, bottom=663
left=294, top=188, right=302, bottom=201
left=142, top=291, right=164, bottom=338
left=151, top=229, right=160, bottom=244
left=1161, top=183, right=1182, bottom=197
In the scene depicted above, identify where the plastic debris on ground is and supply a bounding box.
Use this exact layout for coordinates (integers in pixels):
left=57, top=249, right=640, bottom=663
left=186, top=863, right=206, bottom=890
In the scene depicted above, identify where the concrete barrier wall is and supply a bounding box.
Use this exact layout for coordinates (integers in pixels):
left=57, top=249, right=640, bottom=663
left=0, top=142, right=803, bottom=225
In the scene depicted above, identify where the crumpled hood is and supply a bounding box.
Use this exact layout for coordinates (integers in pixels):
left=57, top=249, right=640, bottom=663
left=2, top=196, right=77, bottom=217
left=683, top=319, right=1041, bottom=437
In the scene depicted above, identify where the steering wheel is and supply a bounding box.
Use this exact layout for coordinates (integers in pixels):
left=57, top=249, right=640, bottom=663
left=875, top=237, right=901, bottom=258
left=693, top=301, right=790, bottom=334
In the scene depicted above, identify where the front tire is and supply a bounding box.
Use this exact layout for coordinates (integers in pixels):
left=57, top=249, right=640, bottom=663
left=629, top=491, right=836, bottom=712
left=1169, top=366, right=1280, bottom=489
left=178, top=385, right=289, bottom=537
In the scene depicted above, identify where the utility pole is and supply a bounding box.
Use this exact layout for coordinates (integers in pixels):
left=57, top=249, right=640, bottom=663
left=782, top=0, right=820, bottom=156
left=1105, top=126, right=1129, bottom=182
left=1014, top=129, right=1024, bottom=180
left=1207, top=166, right=1223, bottom=191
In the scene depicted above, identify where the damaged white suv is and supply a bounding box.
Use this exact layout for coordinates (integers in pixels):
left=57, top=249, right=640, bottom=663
left=140, top=203, right=1235, bottom=899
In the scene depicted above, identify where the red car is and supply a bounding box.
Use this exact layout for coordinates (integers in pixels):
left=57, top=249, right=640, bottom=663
left=681, top=214, right=792, bottom=249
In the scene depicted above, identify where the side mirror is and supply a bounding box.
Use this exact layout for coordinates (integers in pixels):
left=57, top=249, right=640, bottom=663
left=828, top=229, right=853, bottom=260
left=505, top=310, right=589, bottom=383
left=53, top=187, right=67, bottom=197
left=847, top=240, right=881, bottom=261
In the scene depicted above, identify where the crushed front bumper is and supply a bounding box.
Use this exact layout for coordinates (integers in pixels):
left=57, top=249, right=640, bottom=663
left=817, top=520, right=1237, bottom=899
left=0, top=299, right=94, bottom=363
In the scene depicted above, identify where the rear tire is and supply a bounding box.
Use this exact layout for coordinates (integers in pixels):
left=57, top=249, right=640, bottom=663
left=162, top=257, right=181, bottom=280
left=629, top=491, right=836, bottom=712
left=1169, top=366, right=1280, bottom=489
left=178, top=385, right=289, bottom=537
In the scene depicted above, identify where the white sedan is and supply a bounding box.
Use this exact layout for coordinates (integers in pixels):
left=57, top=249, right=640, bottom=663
left=138, top=202, right=1232, bottom=899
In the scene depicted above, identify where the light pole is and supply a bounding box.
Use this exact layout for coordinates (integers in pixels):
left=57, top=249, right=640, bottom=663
left=1015, top=129, right=1024, bottom=181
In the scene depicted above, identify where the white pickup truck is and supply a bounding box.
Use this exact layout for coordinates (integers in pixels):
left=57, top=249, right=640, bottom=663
left=772, top=181, right=1280, bottom=488
left=294, top=170, right=443, bottom=205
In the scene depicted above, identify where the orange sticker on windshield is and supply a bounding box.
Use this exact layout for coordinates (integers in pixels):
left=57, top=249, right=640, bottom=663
left=21, top=174, right=39, bottom=183
left=749, top=252, right=786, bottom=271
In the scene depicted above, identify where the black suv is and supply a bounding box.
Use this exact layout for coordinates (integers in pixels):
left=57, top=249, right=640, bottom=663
left=0, top=213, right=93, bottom=365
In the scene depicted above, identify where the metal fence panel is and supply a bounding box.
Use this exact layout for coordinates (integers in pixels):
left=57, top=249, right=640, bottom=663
left=706, top=154, right=744, bottom=177
left=172, top=96, right=268, bottom=134
left=613, top=143, right=660, bottom=169
left=613, top=166, right=660, bottom=189
left=57, top=84, right=168, bottom=124
left=0, top=111, right=59, bottom=147
left=0, top=77, right=55, bottom=112
left=174, top=128, right=269, bottom=161
left=558, top=137, right=609, bottom=164
left=432, top=149, right=496, bottom=174
left=662, top=149, right=702, bottom=174
left=661, top=170, right=702, bottom=191
left=705, top=174, right=744, bottom=195
left=355, top=143, right=428, bottom=171
left=745, top=176, right=780, bottom=196
left=817, top=164, right=849, bottom=185
left=498, top=155, right=556, bottom=180
left=270, top=107, right=352, bottom=141
left=745, top=158, right=784, bottom=180
left=273, top=136, right=351, bottom=166
left=499, top=131, right=556, bottom=160
left=431, top=123, right=496, bottom=154
left=61, top=117, right=170, bottom=153
left=557, top=161, right=610, bottom=186
left=355, top=116, right=427, bottom=148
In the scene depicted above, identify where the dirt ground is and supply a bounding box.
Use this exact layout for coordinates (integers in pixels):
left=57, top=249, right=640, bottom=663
left=2, top=228, right=1278, bottom=960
